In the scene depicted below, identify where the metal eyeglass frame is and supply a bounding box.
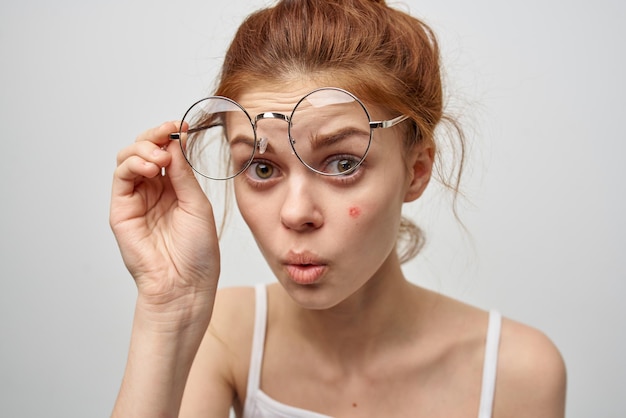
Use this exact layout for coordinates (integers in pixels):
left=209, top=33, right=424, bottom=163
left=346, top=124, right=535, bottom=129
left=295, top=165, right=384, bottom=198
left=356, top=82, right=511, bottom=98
left=169, top=87, right=410, bottom=180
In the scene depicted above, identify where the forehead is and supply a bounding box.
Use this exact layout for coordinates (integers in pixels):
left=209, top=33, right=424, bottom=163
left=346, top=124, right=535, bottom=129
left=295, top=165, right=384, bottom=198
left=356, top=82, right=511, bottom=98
left=235, top=81, right=323, bottom=114
left=234, top=83, right=394, bottom=123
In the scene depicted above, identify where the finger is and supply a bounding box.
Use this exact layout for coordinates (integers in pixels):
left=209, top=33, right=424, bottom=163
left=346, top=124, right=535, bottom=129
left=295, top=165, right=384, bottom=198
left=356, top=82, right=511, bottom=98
left=160, top=133, right=212, bottom=211
left=135, top=121, right=182, bottom=147
left=116, top=139, right=173, bottom=168
left=112, top=155, right=163, bottom=199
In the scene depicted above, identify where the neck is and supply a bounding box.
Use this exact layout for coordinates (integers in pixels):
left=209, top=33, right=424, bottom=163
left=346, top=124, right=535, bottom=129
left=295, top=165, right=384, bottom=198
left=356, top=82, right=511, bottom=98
left=278, top=255, right=426, bottom=368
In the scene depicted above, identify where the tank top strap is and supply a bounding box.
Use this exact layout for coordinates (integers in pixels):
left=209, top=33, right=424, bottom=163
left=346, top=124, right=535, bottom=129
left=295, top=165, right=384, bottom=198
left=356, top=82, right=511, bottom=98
left=477, top=310, right=502, bottom=418
left=244, top=284, right=269, bottom=408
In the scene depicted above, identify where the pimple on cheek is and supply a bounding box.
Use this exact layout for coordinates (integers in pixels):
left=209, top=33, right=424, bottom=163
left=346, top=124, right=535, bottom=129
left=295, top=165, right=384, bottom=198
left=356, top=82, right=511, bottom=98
left=348, top=206, right=361, bottom=219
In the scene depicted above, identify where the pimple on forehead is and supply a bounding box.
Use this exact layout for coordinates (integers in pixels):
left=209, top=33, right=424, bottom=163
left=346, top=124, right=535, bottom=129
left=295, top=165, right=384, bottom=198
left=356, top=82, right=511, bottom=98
left=348, top=206, right=361, bottom=219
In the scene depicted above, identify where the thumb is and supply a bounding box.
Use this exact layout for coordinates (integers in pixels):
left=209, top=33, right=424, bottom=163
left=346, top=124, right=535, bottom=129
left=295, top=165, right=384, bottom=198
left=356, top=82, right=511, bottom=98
left=161, top=123, right=211, bottom=212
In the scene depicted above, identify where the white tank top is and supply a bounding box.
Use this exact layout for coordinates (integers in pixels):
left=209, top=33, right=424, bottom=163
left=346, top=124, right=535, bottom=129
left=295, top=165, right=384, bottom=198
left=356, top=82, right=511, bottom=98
left=243, top=284, right=502, bottom=418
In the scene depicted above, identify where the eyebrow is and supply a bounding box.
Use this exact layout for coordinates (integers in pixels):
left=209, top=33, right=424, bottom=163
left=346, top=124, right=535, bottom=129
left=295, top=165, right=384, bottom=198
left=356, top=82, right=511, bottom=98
left=306, top=126, right=370, bottom=149
left=229, top=135, right=278, bottom=154
left=229, top=135, right=254, bottom=148
left=226, top=126, right=370, bottom=153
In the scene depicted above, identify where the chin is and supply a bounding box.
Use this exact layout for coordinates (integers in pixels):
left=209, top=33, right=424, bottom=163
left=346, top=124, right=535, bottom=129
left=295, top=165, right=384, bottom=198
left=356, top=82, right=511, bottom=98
left=280, top=278, right=365, bottom=312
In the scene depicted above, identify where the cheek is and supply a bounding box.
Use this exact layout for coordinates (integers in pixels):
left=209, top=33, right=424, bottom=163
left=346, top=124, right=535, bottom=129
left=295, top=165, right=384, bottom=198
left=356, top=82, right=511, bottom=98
left=340, top=199, right=402, bottom=267
left=348, top=206, right=362, bottom=219
left=234, top=186, right=265, bottom=233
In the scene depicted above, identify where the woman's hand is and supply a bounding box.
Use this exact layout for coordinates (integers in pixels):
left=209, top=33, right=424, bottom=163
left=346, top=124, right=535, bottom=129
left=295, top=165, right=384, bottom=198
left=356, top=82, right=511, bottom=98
left=110, top=122, right=223, bottom=418
left=110, top=122, right=220, bottom=313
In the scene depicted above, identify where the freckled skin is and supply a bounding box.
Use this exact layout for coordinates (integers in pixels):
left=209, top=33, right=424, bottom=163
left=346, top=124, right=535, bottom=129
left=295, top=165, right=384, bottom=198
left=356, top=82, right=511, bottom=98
left=348, top=206, right=361, bottom=219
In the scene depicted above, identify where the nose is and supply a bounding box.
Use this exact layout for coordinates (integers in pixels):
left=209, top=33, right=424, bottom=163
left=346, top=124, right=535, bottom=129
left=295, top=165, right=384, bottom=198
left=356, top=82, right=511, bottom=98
left=279, top=173, right=324, bottom=232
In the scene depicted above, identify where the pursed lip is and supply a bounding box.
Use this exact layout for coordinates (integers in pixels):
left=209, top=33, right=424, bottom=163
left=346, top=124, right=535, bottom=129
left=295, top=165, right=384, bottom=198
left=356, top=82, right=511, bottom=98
left=282, top=251, right=328, bottom=285
left=283, top=250, right=326, bottom=266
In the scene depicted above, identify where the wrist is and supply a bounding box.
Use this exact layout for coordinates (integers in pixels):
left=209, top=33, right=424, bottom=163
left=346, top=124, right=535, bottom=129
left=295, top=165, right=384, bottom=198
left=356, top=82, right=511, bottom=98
left=114, top=293, right=213, bottom=418
left=134, top=290, right=214, bottom=335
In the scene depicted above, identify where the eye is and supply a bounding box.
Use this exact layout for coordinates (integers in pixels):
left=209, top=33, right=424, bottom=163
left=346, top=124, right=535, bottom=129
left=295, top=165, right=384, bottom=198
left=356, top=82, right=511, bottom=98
left=254, top=162, right=274, bottom=179
left=245, top=160, right=279, bottom=181
left=323, top=155, right=362, bottom=175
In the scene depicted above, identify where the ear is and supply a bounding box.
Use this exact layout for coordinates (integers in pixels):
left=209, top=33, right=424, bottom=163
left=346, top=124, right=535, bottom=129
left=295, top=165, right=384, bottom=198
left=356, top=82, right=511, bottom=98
left=403, top=142, right=434, bottom=203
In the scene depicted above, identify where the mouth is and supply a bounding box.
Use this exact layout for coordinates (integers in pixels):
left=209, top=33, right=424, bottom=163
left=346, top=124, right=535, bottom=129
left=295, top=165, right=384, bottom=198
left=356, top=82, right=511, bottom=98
left=283, top=251, right=328, bottom=285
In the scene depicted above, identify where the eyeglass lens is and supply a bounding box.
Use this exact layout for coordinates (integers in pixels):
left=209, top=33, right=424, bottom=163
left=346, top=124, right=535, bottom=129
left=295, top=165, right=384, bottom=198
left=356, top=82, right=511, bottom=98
left=177, top=88, right=372, bottom=180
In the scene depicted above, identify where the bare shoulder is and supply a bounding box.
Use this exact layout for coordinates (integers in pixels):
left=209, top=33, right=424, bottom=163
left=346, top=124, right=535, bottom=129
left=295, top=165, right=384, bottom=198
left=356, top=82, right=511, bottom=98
left=494, top=317, right=567, bottom=418
left=179, top=286, right=257, bottom=417
left=210, top=286, right=257, bottom=337
left=207, top=286, right=257, bottom=380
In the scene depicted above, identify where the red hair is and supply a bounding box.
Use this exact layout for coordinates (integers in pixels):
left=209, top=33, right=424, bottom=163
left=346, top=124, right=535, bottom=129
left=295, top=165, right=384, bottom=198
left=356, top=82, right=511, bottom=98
left=215, top=0, right=466, bottom=261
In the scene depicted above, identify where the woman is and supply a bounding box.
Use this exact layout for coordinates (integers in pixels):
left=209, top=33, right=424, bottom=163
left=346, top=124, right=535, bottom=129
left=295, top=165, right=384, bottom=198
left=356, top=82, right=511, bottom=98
left=110, top=0, right=566, bottom=416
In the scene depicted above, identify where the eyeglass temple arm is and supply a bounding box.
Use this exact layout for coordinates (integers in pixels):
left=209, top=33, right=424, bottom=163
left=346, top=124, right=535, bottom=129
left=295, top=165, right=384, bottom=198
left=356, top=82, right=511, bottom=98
left=370, top=114, right=409, bottom=129
left=169, top=124, right=219, bottom=140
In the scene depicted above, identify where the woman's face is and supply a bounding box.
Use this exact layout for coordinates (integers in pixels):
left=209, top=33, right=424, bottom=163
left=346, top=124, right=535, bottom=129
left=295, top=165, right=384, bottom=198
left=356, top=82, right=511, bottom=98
left=230, top=82, right=429, bottom=309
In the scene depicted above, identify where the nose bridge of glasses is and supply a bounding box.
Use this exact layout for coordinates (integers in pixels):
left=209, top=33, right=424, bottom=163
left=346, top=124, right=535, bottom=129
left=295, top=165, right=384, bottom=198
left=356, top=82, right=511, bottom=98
left=254, top=112, right=291, bottom=124
left=253, top=112, right=293, bottom=154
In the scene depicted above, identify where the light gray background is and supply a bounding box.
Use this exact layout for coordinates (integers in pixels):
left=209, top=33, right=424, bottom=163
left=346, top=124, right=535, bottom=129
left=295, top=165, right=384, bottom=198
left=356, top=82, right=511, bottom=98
left=1, top=0, right=624, bottom=416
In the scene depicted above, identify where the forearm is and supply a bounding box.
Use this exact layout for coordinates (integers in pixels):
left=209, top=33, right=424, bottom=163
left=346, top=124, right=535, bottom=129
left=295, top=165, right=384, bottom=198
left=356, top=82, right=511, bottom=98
left=111, top=295, right=213, bottom=418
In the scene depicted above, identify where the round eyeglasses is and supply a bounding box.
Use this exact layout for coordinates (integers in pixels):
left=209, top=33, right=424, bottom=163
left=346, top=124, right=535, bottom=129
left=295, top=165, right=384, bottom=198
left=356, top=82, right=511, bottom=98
left=169, top=87, right=409, bottom=180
